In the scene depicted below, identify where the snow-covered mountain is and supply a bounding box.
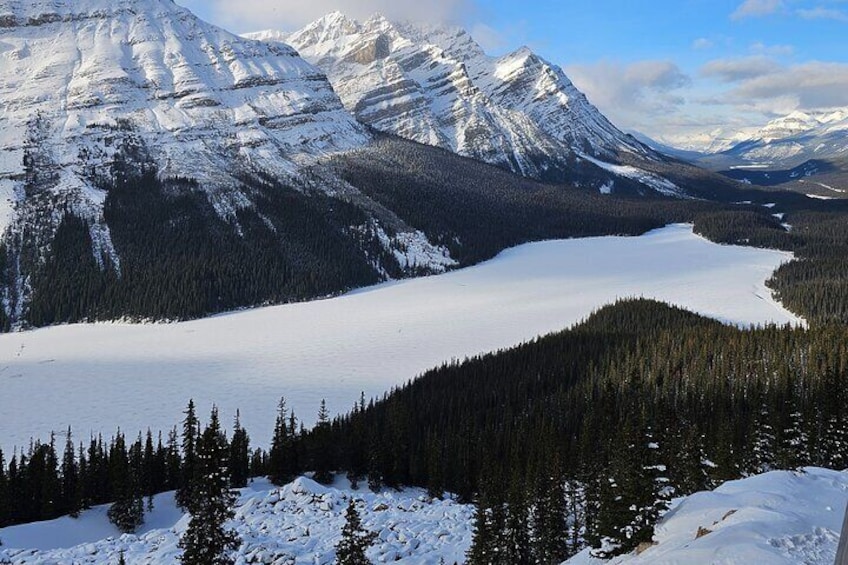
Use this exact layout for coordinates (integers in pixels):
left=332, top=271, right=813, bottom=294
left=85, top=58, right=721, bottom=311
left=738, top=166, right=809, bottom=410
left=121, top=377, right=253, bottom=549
left=0, top=0, right=470, bottom=328
left=0, top=1, right=743, bottom=330
left=249, top=12, right=658, bottom=183
left=0, top=0, right=367, bottom=232
left=711, top=110, right=848, bottom=168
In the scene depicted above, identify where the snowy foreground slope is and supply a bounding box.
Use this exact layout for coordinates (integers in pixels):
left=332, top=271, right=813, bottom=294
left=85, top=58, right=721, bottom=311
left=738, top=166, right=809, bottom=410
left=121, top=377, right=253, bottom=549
left=2, top=469, right=847, bottom=564
left=566, top=467, right=848, bottom=565
left=0, top=225, right=800, bottom=454
left=0, top=476, right=474, bottom=563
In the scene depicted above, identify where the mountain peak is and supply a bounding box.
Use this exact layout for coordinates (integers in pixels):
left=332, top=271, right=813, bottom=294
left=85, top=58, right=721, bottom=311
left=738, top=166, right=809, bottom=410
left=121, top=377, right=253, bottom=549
left=275, top=12, right=653, bottom=183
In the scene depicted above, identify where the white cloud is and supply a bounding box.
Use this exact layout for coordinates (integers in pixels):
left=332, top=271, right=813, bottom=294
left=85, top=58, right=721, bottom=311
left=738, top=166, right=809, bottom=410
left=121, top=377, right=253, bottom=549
left=730, top=61, right=848, bottom=109
left=750, top=42, right=795, bottom=56
left=469, top=23, right=506, bottom=53
left=731, top=0, right=785, bottom=20
left=797, top=7, right=848, bottom=21
left=692, top=38, right=714, bottom=50
left=178, top=0, right=474, bottom=32
left=700, top=56, right=782, bottom=82
left=565, top=60, right=691, bottom=133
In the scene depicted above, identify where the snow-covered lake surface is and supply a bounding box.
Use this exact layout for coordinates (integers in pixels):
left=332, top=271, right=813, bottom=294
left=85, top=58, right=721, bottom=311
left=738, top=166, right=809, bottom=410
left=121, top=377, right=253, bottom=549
left=0, top=224, right=800, bottom=453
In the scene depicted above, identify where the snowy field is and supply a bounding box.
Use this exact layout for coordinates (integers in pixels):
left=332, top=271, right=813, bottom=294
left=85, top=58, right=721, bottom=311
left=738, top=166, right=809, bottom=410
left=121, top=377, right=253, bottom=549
left=2, top=468, right=846, bottom=564
left=567, top=467, right=848, bottom=565
left=0, top=224, right=800, bottom=454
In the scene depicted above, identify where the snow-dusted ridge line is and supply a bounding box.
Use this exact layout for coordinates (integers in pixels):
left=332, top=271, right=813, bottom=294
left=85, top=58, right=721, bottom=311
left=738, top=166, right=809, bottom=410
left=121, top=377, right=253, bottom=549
left=0, top=225, right=799, bottom=457
left=248, top=12, right=661, bottom=187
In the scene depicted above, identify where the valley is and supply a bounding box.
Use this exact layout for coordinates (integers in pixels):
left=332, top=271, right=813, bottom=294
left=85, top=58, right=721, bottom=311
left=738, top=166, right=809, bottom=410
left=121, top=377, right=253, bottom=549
left=0, top=224, right=799, bottom=456
left=0, top=0, right=847, bottom=563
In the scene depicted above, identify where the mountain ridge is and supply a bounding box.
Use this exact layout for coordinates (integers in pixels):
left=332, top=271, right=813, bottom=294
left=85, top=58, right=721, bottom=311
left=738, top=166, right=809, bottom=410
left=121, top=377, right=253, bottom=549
left=248, top=12, right=667, bottom=188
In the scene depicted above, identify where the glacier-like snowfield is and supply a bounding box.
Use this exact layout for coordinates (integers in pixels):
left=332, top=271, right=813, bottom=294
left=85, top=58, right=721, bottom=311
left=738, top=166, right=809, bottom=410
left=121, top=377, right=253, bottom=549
left=0, top=224, right=800, bottom=454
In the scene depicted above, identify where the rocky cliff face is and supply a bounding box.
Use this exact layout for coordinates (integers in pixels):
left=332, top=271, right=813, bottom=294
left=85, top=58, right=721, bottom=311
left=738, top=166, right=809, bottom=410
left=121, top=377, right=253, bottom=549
left=0, top=0, right=368, bottom=235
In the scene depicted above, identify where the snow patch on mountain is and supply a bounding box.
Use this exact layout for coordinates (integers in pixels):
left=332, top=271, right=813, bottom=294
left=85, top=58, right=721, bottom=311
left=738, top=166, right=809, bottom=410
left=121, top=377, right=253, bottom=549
left=377, top=227, right=457, bottom=274
left=580, top=154, right=685, bottom=197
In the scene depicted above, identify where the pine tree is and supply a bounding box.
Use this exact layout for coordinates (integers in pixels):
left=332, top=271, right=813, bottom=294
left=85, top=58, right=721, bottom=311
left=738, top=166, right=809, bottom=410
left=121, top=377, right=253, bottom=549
left=179, top=407, right=239, bottom=565
left=118, top=549, right=127, bottom=565
left=177, top=400, right=200, bottom=511
left=466, top=495, right=500, bottom=565
left=165, top=427, right=182, bottom=491
left=335, top=498, right=377, bottom=565
left=269, top=398, right=292, bottom=485
left=312, top=399, right=334, bottom=484
left=229, top=410, right=250, bottom=488
left=142, top=429, right=155, bottom=511
left=0, top=447, right=8, bottom=528
left=107, top=432, right=144, bottom=533
left=61, top=428, right=81, bottom=517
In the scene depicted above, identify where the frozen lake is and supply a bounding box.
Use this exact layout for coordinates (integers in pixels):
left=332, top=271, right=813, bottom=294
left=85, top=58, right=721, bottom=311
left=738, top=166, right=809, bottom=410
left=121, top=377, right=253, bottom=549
left=0, top=224, right=800, bottom=453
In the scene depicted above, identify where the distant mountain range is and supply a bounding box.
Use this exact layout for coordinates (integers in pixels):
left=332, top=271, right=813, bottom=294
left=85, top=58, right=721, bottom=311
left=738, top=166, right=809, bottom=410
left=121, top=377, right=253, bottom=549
left=640, top=110, right=848, bottom=195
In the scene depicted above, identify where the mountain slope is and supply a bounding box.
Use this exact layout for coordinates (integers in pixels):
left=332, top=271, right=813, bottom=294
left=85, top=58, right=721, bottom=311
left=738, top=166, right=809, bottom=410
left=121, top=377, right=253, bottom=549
left=250, top=13, right=693, bottom=195
left=0, top=0, right=463, bottom=328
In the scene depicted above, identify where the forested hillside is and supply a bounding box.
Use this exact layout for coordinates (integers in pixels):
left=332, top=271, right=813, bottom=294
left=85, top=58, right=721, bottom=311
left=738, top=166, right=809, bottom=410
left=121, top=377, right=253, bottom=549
left=297, top=299, right=848, bottom=559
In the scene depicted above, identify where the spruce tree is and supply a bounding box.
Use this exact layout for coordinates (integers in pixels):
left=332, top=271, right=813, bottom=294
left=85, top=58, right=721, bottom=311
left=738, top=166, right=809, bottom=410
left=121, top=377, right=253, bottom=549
left=179, top=407, right=239, bottom=565
left=335, top=498, right=377, bottom=565
left=269, top=398, right=291, bottom=485
left=165, top=427, right=182, bottom=491
left=0, top=447, right=8, bottom=527
left=177, top=399, right=199, bottom=511
left=229, top=410, right=250, bottom=488
left=312, top=399, right=333, bottom=484
left=61, top=428, right=81, bottom=517
left=107, top=432, right=144, bottom=533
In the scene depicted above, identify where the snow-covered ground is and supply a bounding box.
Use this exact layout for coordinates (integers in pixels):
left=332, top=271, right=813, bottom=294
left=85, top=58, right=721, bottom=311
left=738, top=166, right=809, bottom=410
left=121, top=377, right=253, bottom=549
left=566, top=467, right=848, bottom=565
left=0, top=476, right=474, bottom=564
left=2, top=468, right=846, bottom=564
left=0, top=224, right=800, bottom=454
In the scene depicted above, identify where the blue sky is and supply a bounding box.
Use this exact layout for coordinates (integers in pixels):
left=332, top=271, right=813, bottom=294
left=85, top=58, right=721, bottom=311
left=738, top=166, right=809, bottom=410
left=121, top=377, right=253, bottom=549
left=180, top=0, right=848, bottom=146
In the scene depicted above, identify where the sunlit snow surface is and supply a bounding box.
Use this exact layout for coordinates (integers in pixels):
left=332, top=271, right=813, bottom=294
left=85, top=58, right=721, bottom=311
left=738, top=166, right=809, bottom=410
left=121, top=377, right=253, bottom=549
left=0, top=476, right=474, bottom=563
left=567, top=467, right=848, bottom=565
left=0, top=225, right=800, bottom=453
left=2, top=469, right=847, bottom=564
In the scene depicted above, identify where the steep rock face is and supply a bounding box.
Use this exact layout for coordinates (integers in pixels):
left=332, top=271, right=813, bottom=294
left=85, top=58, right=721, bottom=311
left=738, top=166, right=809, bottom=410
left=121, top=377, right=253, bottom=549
left=252, top=12, right=655, bottom=183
